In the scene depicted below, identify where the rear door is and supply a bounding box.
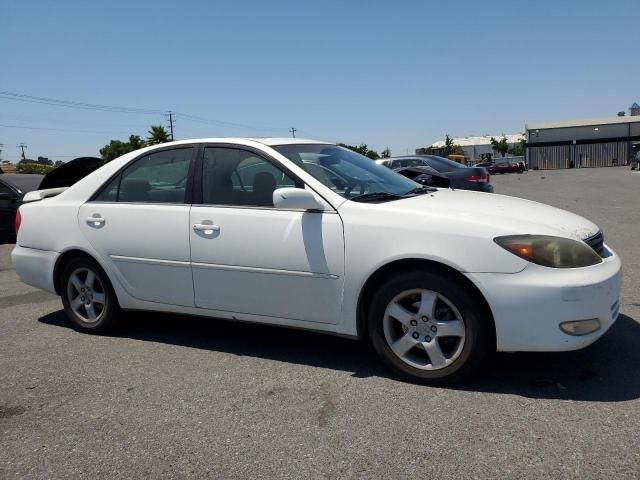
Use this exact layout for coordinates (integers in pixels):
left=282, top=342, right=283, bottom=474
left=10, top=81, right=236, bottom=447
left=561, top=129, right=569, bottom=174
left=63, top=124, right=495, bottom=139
left=78, top=146, right=196, bottom=307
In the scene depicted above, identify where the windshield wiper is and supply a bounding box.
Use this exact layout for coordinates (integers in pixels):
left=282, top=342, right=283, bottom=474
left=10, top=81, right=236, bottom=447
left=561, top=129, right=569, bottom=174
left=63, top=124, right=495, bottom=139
left=350, top=191, right=405, bottom=203
left=350, top=186, right=437, bottom=203
left=404, top=186, right=436, bottom=195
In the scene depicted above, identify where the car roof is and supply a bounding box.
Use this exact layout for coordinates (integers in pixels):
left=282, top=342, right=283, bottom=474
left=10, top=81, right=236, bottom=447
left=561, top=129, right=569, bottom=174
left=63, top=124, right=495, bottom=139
left=0, top=173, right=43, bottom=193
left=161, top=137, right=333, bottom=147
left=247, top=137, right=332, bottom=146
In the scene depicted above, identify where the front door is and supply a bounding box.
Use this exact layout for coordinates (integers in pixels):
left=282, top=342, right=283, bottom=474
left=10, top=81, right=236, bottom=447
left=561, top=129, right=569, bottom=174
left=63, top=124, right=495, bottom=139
left=190, top=146, right=345, bottom=324
left=79, top=147, right=196, bottom=307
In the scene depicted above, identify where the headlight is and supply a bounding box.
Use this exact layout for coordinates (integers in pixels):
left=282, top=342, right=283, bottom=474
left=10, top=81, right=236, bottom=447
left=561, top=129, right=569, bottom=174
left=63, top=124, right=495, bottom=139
left=494, top=235, right=602, bottom=268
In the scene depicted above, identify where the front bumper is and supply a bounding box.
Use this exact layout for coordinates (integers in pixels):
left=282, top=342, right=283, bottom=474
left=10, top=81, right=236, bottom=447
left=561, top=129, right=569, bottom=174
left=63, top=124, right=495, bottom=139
left=11, top=245, right=59, bottom=294
left=468, top=244, right=621, bottom=352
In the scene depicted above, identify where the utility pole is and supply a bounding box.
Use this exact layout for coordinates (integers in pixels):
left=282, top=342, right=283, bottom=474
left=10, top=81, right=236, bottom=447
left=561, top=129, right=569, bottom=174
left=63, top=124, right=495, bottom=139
left=166, top=111, right=175, bottom=141
left=17, top=143, right=27, bottom=161
left=289, top=127, right=296, bottom=138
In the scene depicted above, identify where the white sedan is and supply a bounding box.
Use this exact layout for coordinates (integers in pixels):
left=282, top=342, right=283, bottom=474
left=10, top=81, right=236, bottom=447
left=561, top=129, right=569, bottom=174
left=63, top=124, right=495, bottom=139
left=12, top=138, right=621, bottom=384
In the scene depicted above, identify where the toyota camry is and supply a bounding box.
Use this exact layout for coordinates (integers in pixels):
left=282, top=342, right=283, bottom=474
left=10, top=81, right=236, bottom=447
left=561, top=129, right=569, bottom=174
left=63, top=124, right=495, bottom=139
left=12, top=138, right=621, bottom=384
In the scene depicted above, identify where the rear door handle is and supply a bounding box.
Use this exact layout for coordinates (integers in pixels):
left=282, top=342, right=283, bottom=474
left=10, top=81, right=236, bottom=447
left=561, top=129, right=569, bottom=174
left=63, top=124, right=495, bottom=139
left=193, top=223, right=220, bottom=233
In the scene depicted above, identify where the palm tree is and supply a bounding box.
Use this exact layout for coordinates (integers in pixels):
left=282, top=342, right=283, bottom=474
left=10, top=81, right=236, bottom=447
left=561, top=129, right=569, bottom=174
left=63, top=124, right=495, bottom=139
left=147, top=125, right=171, bottom=145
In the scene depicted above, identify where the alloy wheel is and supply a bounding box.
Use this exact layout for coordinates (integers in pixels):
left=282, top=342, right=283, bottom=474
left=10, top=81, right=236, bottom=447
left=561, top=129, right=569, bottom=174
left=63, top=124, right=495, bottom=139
left=66, top=267, right=107, bottom=323
left=383, top=289, right=466, bottom=370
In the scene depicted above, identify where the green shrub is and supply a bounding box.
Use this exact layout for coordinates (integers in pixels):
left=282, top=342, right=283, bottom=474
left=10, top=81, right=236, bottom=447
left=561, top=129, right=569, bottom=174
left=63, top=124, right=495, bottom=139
left=15, top=163, right=54, bottom=175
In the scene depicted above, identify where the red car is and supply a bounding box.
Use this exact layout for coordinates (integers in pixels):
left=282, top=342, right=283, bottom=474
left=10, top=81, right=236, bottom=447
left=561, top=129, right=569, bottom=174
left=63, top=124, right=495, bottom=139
left=475, top=161, right=525, bottom=174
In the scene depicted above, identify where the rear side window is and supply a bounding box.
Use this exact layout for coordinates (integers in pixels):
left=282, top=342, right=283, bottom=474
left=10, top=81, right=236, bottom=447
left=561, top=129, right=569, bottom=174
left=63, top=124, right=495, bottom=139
left=406, top=159, right=426, bottom=167
left=423, top=156, right=464, bottom=172
left=94, top=148, right=193, bottom=203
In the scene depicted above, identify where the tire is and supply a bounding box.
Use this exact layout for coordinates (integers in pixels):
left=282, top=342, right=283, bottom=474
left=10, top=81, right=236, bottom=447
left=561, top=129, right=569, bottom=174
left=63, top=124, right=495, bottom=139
left=368, top=270, right=493, bottom=385
left=60, top=256, right=122, bottom=334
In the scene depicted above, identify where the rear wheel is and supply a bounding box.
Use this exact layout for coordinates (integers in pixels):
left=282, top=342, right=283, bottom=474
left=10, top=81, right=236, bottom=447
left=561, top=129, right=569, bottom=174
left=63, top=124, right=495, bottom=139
left=60, top=257, right=121, bottom=333
left=368, top=271, right=492, bottom=384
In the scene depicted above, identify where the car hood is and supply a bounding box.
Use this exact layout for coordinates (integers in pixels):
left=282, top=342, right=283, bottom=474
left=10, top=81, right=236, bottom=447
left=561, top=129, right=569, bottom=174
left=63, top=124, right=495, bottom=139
left=380, top=188, right=599, bottom=241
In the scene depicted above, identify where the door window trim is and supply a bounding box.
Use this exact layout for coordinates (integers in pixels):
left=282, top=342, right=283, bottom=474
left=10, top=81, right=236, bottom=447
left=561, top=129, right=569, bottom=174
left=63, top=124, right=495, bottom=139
left=89, top=144, right=198, bottom=204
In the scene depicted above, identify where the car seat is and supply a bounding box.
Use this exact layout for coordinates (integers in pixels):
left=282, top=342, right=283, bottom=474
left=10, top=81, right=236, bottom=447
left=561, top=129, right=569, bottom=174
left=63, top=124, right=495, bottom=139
left=252, top=172, right=277, bottom=206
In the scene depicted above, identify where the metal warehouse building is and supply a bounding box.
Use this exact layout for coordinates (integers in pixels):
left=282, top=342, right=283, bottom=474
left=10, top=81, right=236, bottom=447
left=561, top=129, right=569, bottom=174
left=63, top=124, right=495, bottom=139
left=525, top=113, right=640, bottom=169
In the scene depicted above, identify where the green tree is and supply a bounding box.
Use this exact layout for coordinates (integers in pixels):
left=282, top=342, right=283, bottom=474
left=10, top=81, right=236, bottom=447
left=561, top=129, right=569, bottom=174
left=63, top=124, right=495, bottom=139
left=128, top=134, right=146, bottom=150
left=99, top=140, right=135, bottom=162
left=381, top=147, right=391, bottom=158
left=99, top=133, right=150, bottom=162
left=54, top=160, right=65, bottom=167
left=507, top=139, right=525, bottom=157
left=147, top=125, right=171, bottom=145
left=441, top=135, right=465, bottom=157
left=490, top=136, right=509, bottom=158
left=338, top=143, right=380, bottom=160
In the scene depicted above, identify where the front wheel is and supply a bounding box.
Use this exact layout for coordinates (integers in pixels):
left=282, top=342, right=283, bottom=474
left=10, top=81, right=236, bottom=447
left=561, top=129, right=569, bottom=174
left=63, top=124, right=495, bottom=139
left=60, top=257, right=122, bottom=333
left=368, top=271, right=493, bottom=385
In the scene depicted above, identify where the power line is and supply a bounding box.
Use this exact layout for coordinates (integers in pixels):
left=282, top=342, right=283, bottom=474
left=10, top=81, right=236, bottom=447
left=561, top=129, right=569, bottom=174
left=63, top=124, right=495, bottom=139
left=1, top=112, right=152, bottom=130
left=0, top=123, right=141, bottom=135
left=0, top=90, right=302, bottom=136
left=176, top=112, right=287, bottom=133
left=0, top=91, right=165, bottom=115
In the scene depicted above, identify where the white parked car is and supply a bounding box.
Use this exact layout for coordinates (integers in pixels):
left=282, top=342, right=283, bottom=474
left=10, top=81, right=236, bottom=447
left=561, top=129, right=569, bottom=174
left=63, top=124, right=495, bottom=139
left=12, top=138, right=621, bottom=384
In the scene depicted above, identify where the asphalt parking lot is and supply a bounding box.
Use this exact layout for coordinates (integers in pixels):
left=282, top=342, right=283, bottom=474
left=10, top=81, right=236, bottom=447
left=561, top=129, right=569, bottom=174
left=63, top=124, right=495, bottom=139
left=1, top=167, right=639, bottom=479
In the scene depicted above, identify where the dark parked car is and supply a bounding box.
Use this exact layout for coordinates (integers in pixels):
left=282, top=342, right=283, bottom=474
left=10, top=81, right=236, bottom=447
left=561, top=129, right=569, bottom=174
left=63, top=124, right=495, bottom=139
left=377, top=155, right=494, bottom=192
left=0, top=174, right=44, bottom=240
left=475, top=161, right=525, bottom=174
left=391, top=165, right=451, bottom=188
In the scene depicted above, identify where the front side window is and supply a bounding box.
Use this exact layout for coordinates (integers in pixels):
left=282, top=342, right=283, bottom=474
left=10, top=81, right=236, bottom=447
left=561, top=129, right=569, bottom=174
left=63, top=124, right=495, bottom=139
left=273, top=144, right=418, bottom=199
left=95, top=148, right=192, bottom=203
left=203, top=147, right=298, bottom=207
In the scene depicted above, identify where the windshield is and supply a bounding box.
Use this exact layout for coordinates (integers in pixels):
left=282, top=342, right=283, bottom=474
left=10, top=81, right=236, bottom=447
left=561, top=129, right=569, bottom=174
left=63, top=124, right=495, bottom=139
left=273, top=144, right=419, bottom=199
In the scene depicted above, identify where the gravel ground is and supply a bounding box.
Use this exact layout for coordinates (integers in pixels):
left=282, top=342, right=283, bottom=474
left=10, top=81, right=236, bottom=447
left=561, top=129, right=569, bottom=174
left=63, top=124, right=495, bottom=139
left=1, top=167, right=639, bottom=479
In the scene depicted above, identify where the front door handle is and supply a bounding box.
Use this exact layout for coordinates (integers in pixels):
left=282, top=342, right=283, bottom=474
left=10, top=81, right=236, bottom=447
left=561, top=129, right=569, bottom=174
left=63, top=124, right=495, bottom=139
left=86, top=216, right=105, bottom=226
left=193, top=223, right=220, bottom=233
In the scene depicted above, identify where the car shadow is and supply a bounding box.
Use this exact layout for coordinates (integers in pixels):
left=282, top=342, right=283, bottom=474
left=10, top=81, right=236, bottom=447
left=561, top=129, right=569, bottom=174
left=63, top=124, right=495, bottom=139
left=38, top=310, right=640, bottom=402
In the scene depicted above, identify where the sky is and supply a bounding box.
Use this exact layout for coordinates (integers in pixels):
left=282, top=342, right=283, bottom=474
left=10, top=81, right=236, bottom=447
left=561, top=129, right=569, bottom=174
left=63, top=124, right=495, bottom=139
left=1, top=0, right=639, bottom=162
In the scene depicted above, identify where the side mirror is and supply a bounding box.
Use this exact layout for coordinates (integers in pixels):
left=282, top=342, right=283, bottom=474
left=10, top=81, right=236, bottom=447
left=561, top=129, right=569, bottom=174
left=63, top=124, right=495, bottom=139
left=273, top=188, right=324, bottom=211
